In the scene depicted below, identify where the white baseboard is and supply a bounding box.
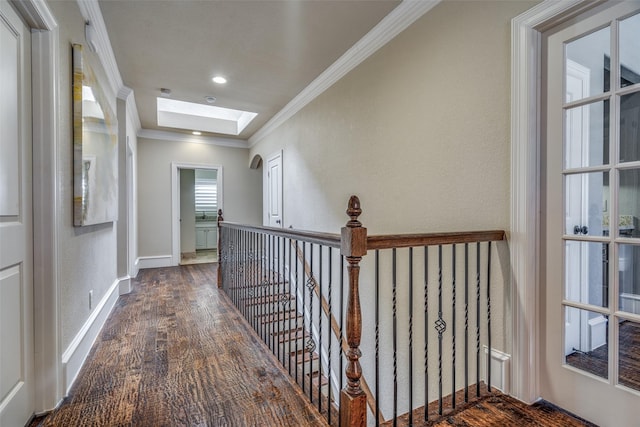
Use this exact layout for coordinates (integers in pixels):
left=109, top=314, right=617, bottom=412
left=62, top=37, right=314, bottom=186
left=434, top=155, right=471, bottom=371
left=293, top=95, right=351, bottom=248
left=588, top=315, right=608, bottom=351
left=132, top=258, right=140, bottom=278
left=118, top=276, right=131, bottom=295
left=137, top=255, right=172, bottom=269
left=61, top=278, right=120, bottom=395
left=620, top=293, right=640, bottom=315
left=483, top=346, right=511, bottom=394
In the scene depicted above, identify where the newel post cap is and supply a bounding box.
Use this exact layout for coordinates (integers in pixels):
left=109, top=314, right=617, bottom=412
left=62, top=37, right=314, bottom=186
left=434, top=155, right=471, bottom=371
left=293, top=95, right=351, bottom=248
left=341, top=196, right=367, bottom=257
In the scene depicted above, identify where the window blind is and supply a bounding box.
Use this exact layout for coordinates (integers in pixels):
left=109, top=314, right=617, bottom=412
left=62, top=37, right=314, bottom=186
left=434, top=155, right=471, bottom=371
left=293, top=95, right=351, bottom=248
left=195, top=177, right=217, bottom=212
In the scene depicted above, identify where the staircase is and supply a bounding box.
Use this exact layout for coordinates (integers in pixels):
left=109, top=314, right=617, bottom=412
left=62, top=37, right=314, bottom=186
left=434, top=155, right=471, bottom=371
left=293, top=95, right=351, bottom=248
left=230, top=263, right=338, bottom=422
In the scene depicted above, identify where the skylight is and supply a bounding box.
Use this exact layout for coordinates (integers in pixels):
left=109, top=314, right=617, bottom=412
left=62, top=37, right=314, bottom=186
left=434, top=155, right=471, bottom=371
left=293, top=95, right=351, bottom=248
left=157, top=98, right=257, bottom=136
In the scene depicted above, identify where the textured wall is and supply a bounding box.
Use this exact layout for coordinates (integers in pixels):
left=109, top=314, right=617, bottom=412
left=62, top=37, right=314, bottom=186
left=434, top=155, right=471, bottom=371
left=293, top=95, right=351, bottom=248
left=137, top=138, right=262, bottom=258
left=179, top=169, right=196, bottom=253
left=250, top=1, right=536, bottom=235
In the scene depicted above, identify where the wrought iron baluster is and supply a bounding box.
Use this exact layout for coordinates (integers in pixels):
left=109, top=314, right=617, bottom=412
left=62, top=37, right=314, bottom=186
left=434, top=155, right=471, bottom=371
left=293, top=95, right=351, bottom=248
left=308, top=243, right=315, bottom=403
left=339, top=255, right=344, bottom=427
left=392, top=247, right=397, bottom=425
left=487, top=241, right=492, bottom=392
left=464, top=243, right=469, bottom=403
left=409, top=247, right=414, bottom=426
left=295, top=240, right=300, bottom=385
left=436, top=245, right=445, bottom=415
left=375, top=250, right=380, bottom=427
left=424, top=245, right=429, bottom=423
left=476, top=241, right=481, bottom=398
left=287, top=238, right=293, bottom=377
left=452, top=244, right=456, bottom=409
left=318, top=245, right=323, bottom=415
left=277, top=236, right=282, bottom=364
left=302, top=242, right=307, bottom=396
left=327, top=247, right=333, bottom=426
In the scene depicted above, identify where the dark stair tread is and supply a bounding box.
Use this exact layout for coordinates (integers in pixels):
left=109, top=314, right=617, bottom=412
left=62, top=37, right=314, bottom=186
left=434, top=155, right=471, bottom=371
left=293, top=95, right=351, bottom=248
left=290, top=349, right=319, bottom=363
left=272, top=327, right=309, bottom=343
left=306, top=371, right=329, bottom=386
left=259, top=310, right=302, bottom=324
left=243, top=294, right=295, bottom=305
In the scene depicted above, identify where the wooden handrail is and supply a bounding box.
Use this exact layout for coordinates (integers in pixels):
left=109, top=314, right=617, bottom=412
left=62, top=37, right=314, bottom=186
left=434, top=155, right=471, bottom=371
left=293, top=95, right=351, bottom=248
left=220, top=221, right=341, bottom=248
left=367, top=230, right=505, bottom=250
left=220, top=223, right=504, bottom=253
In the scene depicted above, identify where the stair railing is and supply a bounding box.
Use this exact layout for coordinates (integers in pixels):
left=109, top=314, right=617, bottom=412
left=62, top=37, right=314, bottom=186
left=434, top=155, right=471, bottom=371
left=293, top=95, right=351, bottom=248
left=218, top=196, right=506, bottom=427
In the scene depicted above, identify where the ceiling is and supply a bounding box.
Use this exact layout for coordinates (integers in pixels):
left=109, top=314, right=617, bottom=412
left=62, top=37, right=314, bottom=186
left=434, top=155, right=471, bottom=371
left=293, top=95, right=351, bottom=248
left=98, top=0, right=402, bottom=141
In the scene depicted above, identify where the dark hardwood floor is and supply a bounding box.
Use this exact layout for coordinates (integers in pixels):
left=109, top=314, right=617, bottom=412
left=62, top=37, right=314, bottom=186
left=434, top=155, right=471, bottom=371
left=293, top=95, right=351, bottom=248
left=566, top=319, right=640, bottom=391
left=37, top=265, right=325, bottom=426
left=30, top=264, right=599, bottom=427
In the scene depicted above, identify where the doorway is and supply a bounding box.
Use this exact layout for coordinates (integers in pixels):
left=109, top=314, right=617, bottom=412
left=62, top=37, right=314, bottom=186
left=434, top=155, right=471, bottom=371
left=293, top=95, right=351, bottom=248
left=540, top=2, right=640, bottom=425
left=171, top=163, right=223, bottom=266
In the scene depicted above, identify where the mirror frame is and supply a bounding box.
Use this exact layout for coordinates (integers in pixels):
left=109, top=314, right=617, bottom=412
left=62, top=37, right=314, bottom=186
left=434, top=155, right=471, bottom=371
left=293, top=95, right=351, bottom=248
left=72, top=43, right=118, bottom=226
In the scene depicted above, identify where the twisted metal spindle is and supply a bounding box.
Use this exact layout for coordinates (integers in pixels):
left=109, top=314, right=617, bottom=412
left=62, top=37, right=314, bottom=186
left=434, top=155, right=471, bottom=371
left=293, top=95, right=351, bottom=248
left=476, top=242, right=481, bottom=397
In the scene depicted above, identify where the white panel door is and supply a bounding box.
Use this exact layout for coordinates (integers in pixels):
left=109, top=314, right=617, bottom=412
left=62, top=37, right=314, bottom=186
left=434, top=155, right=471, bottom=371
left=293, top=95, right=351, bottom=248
left=542, top=2, right=640, bottom=426
left=267, top=152, right=283, bottom=228
left=0, top=1, right=34, bottom=425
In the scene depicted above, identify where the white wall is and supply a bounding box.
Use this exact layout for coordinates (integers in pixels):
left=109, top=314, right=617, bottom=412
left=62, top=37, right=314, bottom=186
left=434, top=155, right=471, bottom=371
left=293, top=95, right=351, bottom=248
left=250, top=1, right=535, bottom=235
left=137, top=137, right=261, bottom=261
left=180, top=168, right=196, bottom=253
left=48, top=0, right=119, bottom=351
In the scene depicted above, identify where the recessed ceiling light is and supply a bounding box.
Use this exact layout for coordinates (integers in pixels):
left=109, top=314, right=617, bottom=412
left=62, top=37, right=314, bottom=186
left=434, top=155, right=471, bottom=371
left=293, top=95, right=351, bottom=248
left=212, top=76, right=227, bottom=84
left=192, top=131, right=202, bottom=136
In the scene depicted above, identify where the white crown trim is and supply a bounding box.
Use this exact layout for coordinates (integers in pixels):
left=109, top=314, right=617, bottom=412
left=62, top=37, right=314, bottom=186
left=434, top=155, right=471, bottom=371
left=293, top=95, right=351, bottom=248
left=248, top=0, right=441, bottom=147
left=138, top=128, right=249, bottom=149
left=76, top=0, right=142, bottom=134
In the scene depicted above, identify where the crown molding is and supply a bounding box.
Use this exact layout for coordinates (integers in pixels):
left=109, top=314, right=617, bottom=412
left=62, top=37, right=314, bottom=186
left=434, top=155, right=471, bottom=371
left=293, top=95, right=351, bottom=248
left=138, top=129, right=249, bottom=149
left=117, top=86, right=142, bottom=131
left=76, top=0, right=142, bottom=134
left=248, top=0, right=441, bottom=147
left=76, top=0, right=120, bottom=96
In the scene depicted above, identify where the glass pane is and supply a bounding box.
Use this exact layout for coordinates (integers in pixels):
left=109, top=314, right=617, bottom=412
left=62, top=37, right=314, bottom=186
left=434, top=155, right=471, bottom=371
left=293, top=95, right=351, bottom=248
left=618, top=244, right=640, bottom=315
left=618, top=169, right=640, bottom=237
left=564, top=307, right=608, bottom=379
left=620, top=92, right=640, bottom=163
left=564, top=172, right=608, bottom=236
left=620, top=13, right=640, bottom=88
left=565, top=241, right=608, bottom=307
left=565, top=100, right=609, bottom=168
left=618, top=320, right=640, bottom=391
left=566, top=27, right=610, bottom=102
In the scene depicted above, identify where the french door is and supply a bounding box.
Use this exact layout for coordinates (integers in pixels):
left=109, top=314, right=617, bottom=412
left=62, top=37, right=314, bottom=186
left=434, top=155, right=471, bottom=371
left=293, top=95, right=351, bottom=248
left=543, top=2, right=640, bottom=426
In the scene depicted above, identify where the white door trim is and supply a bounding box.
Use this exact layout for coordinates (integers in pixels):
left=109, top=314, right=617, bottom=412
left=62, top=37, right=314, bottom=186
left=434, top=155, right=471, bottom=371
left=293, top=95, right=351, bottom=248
left=11, top=0, right=62, bottom=414
left=510, top=0, right=602, bottom=404
left=171, top=162, right=223, bottom=266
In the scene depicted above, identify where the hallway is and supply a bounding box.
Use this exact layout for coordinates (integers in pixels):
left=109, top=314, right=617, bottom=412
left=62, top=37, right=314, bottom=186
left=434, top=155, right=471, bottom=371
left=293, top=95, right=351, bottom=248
left=38, top=265, right=325, bottom=426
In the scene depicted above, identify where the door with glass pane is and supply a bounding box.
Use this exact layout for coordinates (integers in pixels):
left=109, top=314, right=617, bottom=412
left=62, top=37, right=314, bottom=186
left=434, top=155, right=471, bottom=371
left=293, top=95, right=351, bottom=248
left=543, top=3, right=640, bottom=426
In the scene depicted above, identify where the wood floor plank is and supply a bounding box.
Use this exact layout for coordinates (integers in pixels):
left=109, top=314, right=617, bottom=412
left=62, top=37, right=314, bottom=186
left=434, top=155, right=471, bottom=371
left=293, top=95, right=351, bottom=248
left=41, top=265, right=326, bottom=427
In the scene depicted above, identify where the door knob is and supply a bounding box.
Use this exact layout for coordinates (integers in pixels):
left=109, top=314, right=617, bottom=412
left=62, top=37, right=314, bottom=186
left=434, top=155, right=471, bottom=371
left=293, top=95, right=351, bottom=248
left=276, top=219, right=281, bottom=224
